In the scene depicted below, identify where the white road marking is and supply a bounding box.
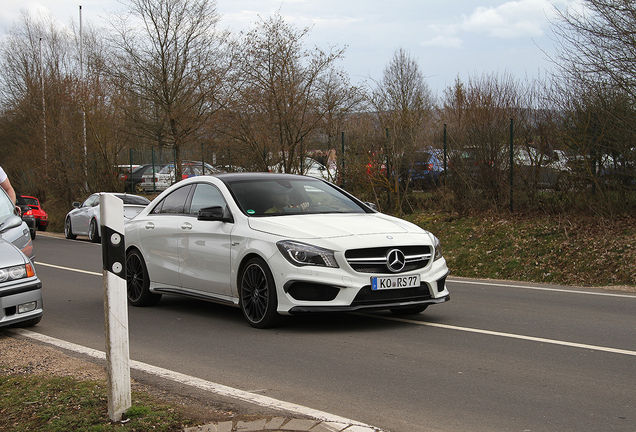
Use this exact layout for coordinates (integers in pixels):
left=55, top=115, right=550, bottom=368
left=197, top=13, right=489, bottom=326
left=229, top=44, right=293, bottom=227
left=448, top=278, right=636, bottom=298
left=366, top=315, right=636, bottom=357
left=36, top=262, right=102, bottom=276
left=8, top=329, right=381, bottom=431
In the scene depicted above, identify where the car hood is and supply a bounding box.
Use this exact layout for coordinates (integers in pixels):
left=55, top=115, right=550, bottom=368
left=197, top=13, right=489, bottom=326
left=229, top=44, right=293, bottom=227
left=248, top=213, right=425, bottom=239
left=0, top=237, right=28, bottom=267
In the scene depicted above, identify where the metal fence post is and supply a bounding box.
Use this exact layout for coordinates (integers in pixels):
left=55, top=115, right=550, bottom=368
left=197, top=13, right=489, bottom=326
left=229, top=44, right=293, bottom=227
left=510, top=118, right=514, bottom=213
left=443, top=124, right=447, bottom=186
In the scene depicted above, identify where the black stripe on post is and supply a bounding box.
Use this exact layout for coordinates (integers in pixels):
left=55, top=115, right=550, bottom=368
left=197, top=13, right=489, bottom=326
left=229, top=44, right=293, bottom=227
left=102, top=225, right=126, bottom=279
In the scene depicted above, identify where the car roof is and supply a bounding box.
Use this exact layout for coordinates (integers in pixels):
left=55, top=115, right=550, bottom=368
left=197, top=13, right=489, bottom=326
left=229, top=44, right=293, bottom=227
left=213, top=172, right=321, bottom=182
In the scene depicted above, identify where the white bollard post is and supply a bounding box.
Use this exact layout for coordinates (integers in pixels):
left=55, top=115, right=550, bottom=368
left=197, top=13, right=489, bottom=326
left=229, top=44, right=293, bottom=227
left=101, top=193, right=131, bottom=422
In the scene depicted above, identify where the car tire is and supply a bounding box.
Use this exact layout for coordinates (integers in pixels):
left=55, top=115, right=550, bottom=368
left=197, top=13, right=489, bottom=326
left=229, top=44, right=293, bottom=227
left=30, top=228, right=36, bottom=240
left=64, top=217, right=76, bottom=240
left=88, top=218, right=101, bottom=243
left=126, top=249, right=161, bottom=306
left=239, top=257, right=281, bottom=329
left=389, top=305, right=428, bottom=315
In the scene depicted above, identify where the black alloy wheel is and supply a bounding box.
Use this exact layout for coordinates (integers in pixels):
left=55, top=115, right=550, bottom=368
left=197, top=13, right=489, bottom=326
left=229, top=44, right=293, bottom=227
left=239, top=257, right=281, bottom=329
left=126, top=249, right=161, bottom=306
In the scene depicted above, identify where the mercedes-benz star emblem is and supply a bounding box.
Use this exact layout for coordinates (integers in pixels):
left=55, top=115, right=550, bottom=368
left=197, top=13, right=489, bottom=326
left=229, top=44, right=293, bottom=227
left=386, top=249, right=406, bottom=272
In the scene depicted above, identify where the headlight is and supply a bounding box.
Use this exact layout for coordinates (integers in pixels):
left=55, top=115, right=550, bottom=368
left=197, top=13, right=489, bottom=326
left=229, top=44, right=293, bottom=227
left=433, top=235, right=443, bottom=261
left=277, top=241, right=339, bottom=268
left=0, top=263, right=35, bottom=283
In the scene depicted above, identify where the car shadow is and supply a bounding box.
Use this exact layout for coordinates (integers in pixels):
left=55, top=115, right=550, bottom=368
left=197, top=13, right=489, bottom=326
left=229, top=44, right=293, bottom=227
left=144, top=294, right=448, bottom=333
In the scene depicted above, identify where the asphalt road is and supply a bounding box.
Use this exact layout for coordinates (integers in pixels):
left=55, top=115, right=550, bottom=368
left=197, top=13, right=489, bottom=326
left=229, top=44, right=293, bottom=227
left=27, top=234, right=636, bottom=432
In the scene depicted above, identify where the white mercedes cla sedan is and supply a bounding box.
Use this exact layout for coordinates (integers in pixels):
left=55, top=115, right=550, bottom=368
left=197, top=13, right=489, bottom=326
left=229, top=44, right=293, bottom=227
left=125, top=173, right=450, bottom=328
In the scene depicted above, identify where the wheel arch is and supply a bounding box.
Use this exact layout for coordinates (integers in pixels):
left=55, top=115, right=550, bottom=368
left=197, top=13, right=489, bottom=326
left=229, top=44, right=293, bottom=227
left=236, top=252, right=270, bottom=287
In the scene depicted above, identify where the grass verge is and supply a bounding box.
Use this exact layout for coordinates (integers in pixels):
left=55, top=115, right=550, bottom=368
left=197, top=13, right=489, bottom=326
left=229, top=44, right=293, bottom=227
left=0, top=375, right=195, bottom=431
left=404, top=211, right=636, bottom=288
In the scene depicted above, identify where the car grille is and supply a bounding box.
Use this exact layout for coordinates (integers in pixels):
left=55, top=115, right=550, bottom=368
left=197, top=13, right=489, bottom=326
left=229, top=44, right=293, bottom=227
left=344, top=246, right=432, bottom=274
left=351, top=284, right=433, bottom=307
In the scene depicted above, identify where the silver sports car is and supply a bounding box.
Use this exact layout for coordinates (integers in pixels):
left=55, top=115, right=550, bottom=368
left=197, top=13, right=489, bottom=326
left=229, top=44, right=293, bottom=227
left=65, top=193, right=150, bottom=243
left=125, top=173, right=450, bottom=328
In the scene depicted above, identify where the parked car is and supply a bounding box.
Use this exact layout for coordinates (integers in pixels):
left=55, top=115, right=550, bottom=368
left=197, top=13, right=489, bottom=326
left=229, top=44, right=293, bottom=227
left=125, top=173, right=450, bottom=328
left=140, top=161, right=222, bottom=192
left=303, top=157, right=335, bottom=181
left=20, top=195, right=48, bottom=231
left=515, top=147, right=569, bottom=189
left=119, top=163, right=167, bottom=193
left=409, top=149, right=445, bottom=188
left=0, top=188, right=34, bottom=261
left=65, top=193, right=151, bottom=243
left=15, top=195, right=36, bottom=240
left=599, top=151, right=636, bottom=189
left=0, top=237, right=43, bottom=328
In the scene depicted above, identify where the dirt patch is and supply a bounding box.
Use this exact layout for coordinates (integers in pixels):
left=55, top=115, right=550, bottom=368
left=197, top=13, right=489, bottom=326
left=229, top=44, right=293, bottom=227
left=0, top=334, right=106, bottom=380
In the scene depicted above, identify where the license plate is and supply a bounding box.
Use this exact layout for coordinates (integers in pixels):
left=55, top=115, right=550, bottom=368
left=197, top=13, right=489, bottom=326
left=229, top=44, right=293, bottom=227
left=371, top=274, right=421, bottom=290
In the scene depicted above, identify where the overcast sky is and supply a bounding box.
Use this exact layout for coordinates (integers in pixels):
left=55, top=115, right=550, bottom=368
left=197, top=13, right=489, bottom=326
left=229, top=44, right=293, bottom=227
left=0, top=0, right=582, bottom=95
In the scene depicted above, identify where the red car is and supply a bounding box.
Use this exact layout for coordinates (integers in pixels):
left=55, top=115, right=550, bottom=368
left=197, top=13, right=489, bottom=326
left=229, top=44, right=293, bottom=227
left=21, top=196, right=48, bottom=231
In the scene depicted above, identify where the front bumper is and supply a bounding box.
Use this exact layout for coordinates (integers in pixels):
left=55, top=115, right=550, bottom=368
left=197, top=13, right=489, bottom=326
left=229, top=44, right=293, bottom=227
left=288, top=293, right=450, bottom=314
left=269, top=246, right=451, bottom=315
left=0, top=278, right=43, bottom=328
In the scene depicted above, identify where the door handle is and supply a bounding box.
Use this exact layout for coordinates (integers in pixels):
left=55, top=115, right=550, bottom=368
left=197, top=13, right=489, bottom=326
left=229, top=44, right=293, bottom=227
left=181, top=222, right=193, bottom=231
left=145, top=222, right=155, bottom=230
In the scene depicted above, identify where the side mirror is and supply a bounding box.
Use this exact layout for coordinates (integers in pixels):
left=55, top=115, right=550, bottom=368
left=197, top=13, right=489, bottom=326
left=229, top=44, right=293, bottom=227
left=198, top=206, right=234, bottom=223
left=0, top=215, right=23, bottom=234
left=73, top=202, right=81, bottom=208
left=364, top=202, right=378, bottom=212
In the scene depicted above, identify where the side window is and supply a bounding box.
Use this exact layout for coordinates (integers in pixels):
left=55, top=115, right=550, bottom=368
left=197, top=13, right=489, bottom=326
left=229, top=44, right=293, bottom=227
left=150, top=199, right=163, bottom=214
left=154, top=185, right=193, bottom=214
left=83, top=195, right=98, bottom=207
left=189, top=183, right=226, bottom=215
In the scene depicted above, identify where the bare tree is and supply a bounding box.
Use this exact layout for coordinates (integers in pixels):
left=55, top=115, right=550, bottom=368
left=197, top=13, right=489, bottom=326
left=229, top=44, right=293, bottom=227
left=0, top=11, right=88, bottom=204
left=221, top=12, right=347, bottom=173
left=551, top=1, right=636, bottom=102
left=550, top=1, right=636, bottom=210
left=108, top=0, right=229, bottom=179
left=440, top=72, right=532, bottom=211
left=370, top=48, right=435, bottom=213
left=314, top=68, right=366, bottom=182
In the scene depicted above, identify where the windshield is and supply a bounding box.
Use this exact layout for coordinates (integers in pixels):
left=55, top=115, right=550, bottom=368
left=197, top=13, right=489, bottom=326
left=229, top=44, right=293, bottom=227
left=23, top=197, right=39, bottom=206
left=226, top=177, right=368, bottom=216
